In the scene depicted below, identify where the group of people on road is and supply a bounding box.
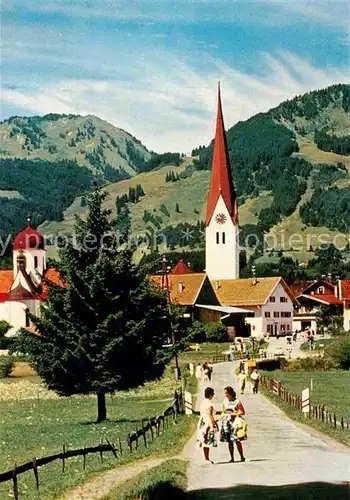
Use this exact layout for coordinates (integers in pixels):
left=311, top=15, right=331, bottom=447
left=237, top=367, right=260, bottom=395
left=197, top=385, right=247, bottom=464
left=195, top=362, right=213, bottom=382
left=196, top=366, right=262, bottom=464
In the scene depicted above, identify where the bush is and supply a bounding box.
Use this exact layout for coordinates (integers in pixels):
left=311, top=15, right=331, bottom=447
left=185, top=320, right=206, bottom=343
left=326, top=336, right=350, bottom=370
left=0, top=321, right=12, bottom=349
left=282, top=356, right=336, bottom=372
left=204, top=322, right=227, bottom=342
left=257, top=358, right=286, bottom=371
left=0, top=356, right=14, bottom=378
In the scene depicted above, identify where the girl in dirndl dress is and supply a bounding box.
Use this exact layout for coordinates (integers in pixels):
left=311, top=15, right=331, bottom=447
left=197, top=387, right=219, bottom=463
left=220, top=386, right=246, bottom=462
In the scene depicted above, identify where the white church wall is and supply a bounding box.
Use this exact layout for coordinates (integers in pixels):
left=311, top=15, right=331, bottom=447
left=13, top=249, right=46, bottom=277
left=205, top=195, right=239, bottom=280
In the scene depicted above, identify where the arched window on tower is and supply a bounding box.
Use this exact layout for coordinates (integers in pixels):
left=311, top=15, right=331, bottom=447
left=222, top=232, right=226, bottom=244
left=25, top=308, right=30, bottom=328
left=34, top=256, right=38, bottom=268
left=216, top=232, right=220, bottom=244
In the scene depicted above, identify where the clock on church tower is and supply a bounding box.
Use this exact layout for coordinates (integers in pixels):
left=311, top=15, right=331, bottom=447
left=215, top=213, right=227, bottom=224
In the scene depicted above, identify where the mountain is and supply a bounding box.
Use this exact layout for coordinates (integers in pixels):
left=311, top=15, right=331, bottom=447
left=0, top=85, right=349, bottom=263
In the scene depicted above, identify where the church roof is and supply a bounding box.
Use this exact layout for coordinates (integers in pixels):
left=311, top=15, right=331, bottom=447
left=205, top=83, right=237, bottom=226
left=211, top=277, right=296, bottom=307
left=170, top=260, right=194, bottom=275
left=0, top=270, right=13, bottom=294
left=339, top=280, right=350, bottom=300
left=13, top=218, right=44, bottom=251
left=149, top=273, right=206, bottom=306
left=8, top=283, right=35, bottom=301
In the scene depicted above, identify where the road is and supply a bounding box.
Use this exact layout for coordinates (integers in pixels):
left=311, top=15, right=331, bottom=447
left=184, top=362, right=350, bottom=499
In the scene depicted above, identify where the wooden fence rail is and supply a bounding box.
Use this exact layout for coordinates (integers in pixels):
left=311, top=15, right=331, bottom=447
left=0, top=390, right=183, bottom=499
left=261, top=377, right=349, bottom=432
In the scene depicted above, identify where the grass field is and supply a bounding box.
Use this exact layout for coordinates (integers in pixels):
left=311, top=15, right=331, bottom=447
left=300, top=338, right=335, bottom=352
left=261, top=370, right=350, bottom=446
left=104, top=459, right=187, bottom=500
left=0, top=366, right=197, bottom=499
left=178, top=342, right=231, bottom=365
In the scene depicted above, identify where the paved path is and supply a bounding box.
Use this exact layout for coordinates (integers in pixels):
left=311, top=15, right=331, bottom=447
left=184, top=362, right=350, bottom=497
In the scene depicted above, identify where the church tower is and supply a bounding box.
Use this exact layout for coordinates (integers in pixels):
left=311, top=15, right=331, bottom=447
left=205, top=84, right=239, bottom=280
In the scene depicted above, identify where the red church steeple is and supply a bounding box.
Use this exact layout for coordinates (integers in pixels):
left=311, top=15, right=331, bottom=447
left=205, top=83, right=237, bottom=226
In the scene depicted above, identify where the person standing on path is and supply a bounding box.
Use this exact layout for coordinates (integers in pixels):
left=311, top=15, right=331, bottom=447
left=238, top=369, right=247, bottom=394
left=197, top=387, right=219, bottom=464
left=195, top=363, right=203, bottom=383
left=251, top=368, right=260, bottom=394
left=220, top=386, right=246, bottom=462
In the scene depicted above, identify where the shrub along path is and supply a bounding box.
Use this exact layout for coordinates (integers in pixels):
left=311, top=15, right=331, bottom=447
left=184, top=362, right=350, bottom=498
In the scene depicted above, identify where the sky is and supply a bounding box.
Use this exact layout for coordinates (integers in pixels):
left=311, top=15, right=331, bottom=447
left=1, top=0, right=350, bottom=153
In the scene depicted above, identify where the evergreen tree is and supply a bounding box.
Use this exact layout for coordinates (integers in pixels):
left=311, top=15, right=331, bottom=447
left=16, top=188, right=171, bottom=422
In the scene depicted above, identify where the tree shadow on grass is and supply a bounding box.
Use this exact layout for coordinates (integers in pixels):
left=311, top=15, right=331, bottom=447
left=187, top=482, right=349, bottom=500
left=118, top=481, right=349, bottom=500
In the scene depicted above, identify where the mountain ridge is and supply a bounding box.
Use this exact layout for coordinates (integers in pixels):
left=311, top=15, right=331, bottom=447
left=0, top=84, right=349, bottom=262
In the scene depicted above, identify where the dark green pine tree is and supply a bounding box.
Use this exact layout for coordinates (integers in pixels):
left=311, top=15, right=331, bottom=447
left=17, top=188, right=172, bottom=422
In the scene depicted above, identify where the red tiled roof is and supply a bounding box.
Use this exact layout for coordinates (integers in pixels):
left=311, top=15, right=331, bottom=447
left=289, top=281, right=315, bottom=297
left=41, top=268, right=65, bottom=299
left=150, top=273, right=206, bottom=306
left=340, top=280, right=350, bottom=300
left=0, top=270, right=13, bottom=294
left=171, top=260, right=194, bottom=275
left=300, top=294, right=343, bottom=305
left=205, top=83, right=237, bottom=226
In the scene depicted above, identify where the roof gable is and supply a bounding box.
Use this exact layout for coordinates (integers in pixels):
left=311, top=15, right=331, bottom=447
left=211, top=277, right=282, bottom=307
left=171, top=260, right=194, bottom=275
left=149, top=273, right=206, bottom=306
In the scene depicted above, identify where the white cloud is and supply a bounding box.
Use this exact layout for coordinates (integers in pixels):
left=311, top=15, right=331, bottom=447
left=2, top=52, right=350, bottom=153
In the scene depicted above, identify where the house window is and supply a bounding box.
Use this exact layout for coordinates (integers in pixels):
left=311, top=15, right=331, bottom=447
left=318, top=286, right=325, bottom=294
left=25, top=309, right=30, bottom=328
left=267, top=324, right=273, bottom=334
left=273, top=311, right=280, bottom=318
left=265, top=311, right=271, bottom=318
left=280, top=324, right=286, bottom=331
left=34, top=256, right=38, bottom=268
left=280, top=297, right=287, bottom=303
left=216, top=232, right=220, bottom=244
left=222, top=232, right=226, bottom=244
left=281, top=311, right=291, bottom=318
left=269, top=296, right=276, bottom=303
left=287, top=324, right=291, bottom=331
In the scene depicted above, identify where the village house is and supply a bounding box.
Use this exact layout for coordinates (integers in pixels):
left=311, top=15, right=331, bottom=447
left=339, top=280, right=350, bottom=331
left=290, top=278, right=343, bottom=332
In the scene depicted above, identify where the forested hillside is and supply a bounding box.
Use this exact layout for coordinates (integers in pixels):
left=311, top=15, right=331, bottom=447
left=0, top=84, right=349, bottom=264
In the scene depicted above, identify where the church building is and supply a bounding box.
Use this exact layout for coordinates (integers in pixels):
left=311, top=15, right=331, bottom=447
left=0, top=218, right=61, bottom=336
left=152, top=84, right=297, bottom=338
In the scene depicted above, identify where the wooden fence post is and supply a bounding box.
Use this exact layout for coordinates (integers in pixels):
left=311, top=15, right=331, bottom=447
left=106, top=438, right=117, bottom=458
left=341, top=417, right=344, bottom=430
left=83, top=446, right=86, bottom=470
left=333, top=414, right=336, bottom=429
left=62, top=444, right=66, bottom=473
left=127, top=434, right=132, bottom=453
left=12, top=463, right=18, bottom=500
left=99, top=439, right=104, bottom=462
left=149, top=418, right=154, bottom=440
left=32, top=457, right=39, bottom=489
left=119, top=437, right=123, bottom=455
left=142, top=423, right=147, bottom=447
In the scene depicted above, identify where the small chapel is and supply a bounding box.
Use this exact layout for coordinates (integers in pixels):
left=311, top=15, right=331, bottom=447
left=0, top=219, right=61, bottom=335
